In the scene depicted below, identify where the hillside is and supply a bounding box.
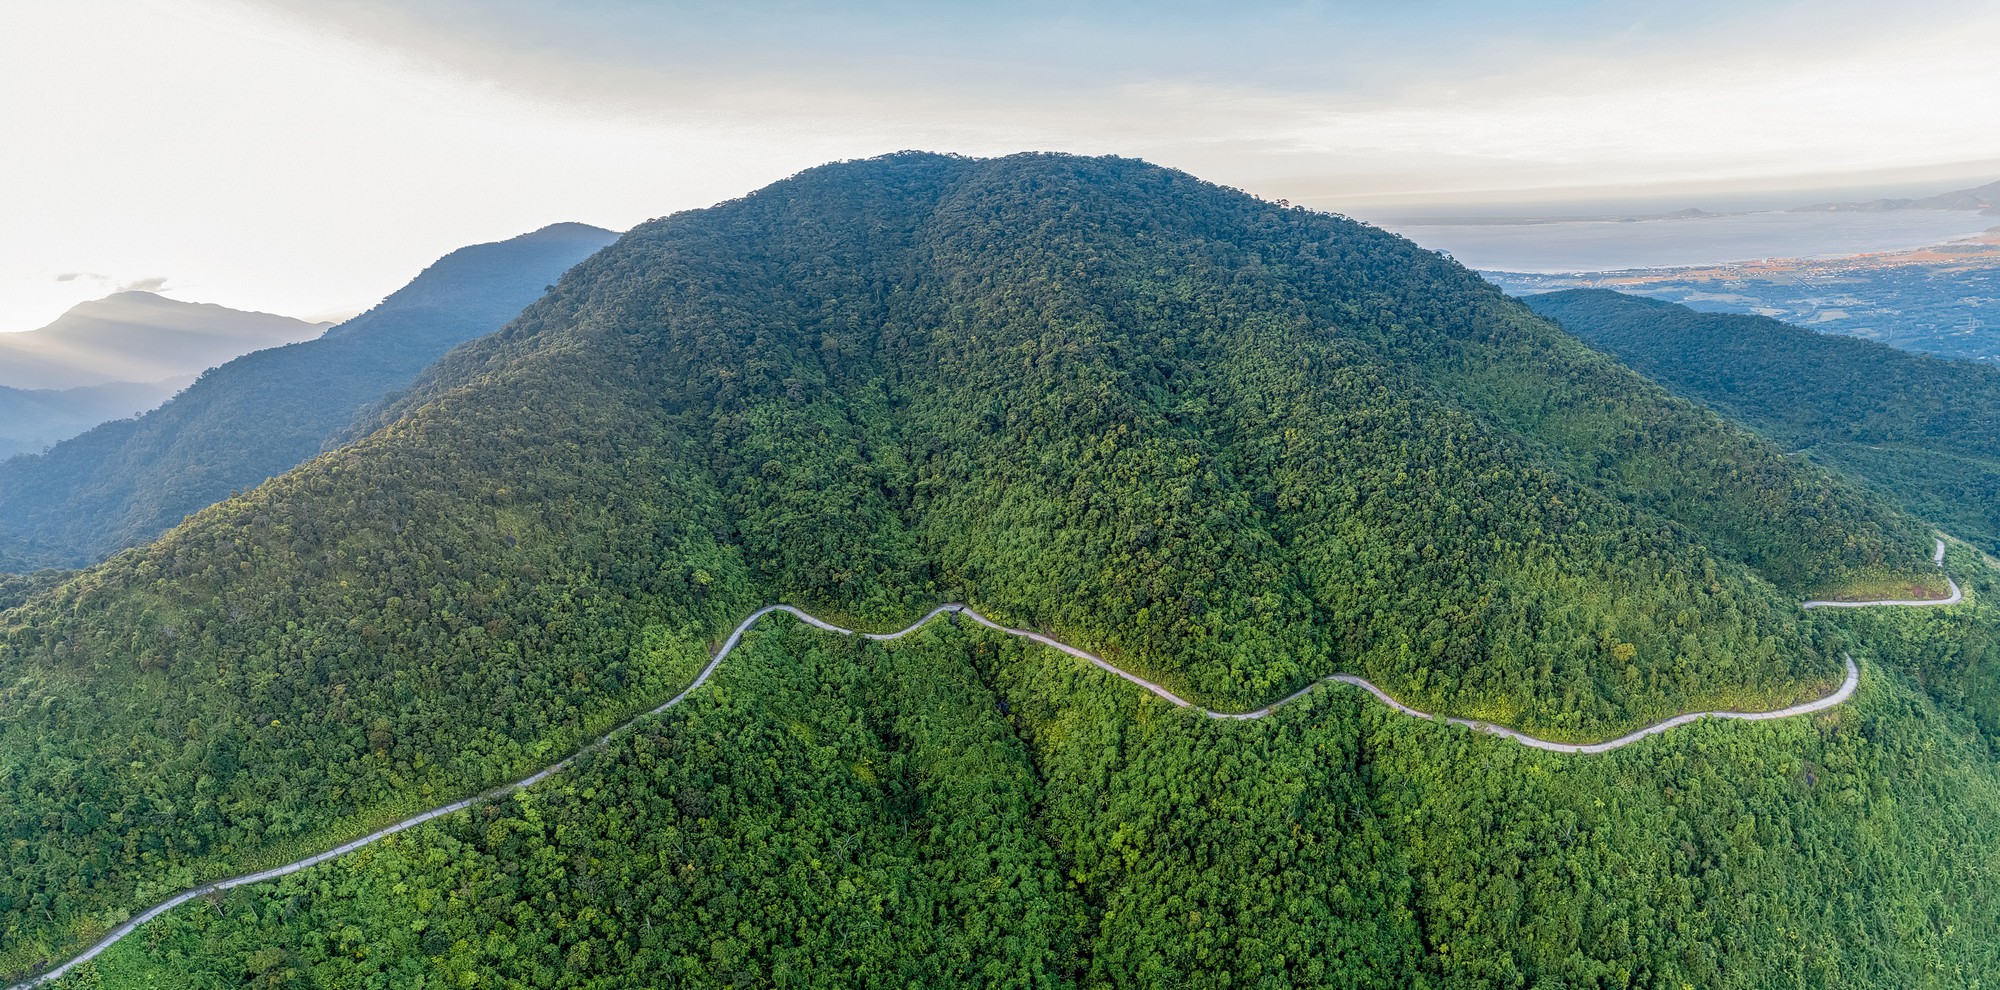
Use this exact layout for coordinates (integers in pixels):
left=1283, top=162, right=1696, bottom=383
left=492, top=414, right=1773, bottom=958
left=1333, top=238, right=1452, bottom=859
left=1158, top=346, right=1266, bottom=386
left=0, top=292, right=326, bottom=391
left=1525, top=288, right=2000, bottom=553
left=0, top=223, right=619, bottom=570
left=4, top=154, right=1991, bottom=987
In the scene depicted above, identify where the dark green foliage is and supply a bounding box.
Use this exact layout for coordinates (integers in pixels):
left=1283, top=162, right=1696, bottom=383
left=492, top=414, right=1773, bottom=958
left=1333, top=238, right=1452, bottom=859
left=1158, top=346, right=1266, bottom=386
left=0, top=153, right=1968, bottom=984
left=0, top=570, right=68, bottom=612
left=995, top=624, right=2000, bottom=989
left=1525, top=288, right=2000, bottom=553
left=0, top=223, right=618, bottom=571
left=63, top=614, right=2000, bottom=989
left=1819, top=542, right=2000, bottom=743
left=65, top=624, right=1083, bottom=989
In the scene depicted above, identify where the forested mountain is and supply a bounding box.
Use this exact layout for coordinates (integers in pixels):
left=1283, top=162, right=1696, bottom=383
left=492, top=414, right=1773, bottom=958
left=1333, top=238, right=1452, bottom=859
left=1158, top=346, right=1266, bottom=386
left=0, top=293, right=328, bottom=462
left=4, top=154, right=1994, bottom=988
left=1525, top=288, right=2000, bottom=553
left=0, top=292, right=326, bottom=391
left=0, top=223, right=619, bottom=570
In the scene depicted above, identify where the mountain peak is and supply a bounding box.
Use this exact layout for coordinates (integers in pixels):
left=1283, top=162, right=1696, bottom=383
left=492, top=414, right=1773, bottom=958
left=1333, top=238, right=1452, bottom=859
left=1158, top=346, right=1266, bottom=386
left=97, top=289, right=170, bottom=304
left=524, top=221, right=619, bottom=240
left=0, top=221, right=618, bottom=569
left=0, top=292, right=325, bottom=390
left=1790, top=177, right=2000, bottom=214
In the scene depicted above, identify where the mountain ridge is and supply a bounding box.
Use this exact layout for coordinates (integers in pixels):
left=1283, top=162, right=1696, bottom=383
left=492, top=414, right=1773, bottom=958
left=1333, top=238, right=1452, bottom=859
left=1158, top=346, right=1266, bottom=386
left=3, top=153, right=1990, bottom=987
left=0, top=292, right=328, bottom=390
left=0, top=222, right=619, bottom=570
left=1791, top=177, right=2000, bottom=216
left=0, top=376, right=188, bottom=460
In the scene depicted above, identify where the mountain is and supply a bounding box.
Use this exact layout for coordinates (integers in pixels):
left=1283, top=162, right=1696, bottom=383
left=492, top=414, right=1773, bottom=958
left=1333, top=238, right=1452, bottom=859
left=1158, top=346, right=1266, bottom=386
left=0, top=376, right=187, bottom=459
left=1524, top=288, right=2000, bottom=552
left=5, top=154, right=1997, bottom=987
left=0, top=292, right=327, bottom=391
left=0, top=222, right=619, bottom=571
left=1791, top=177, right=2000, bottom=216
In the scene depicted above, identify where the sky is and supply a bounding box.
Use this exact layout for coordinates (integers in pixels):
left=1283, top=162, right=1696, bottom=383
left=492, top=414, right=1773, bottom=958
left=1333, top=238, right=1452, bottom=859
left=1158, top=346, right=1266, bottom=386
left=3, top=0, right=1998, bottom=333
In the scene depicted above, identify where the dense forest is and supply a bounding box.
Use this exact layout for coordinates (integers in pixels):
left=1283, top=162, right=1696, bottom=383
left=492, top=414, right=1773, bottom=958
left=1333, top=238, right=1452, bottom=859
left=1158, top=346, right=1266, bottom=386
left=0, top=569, right=67, bottom=612
left=1526, top=288, right=2000, bottom=555
left=0, top=223, right=618, bottom=572
left=58, top=609, right=2000, bottom=989
left=1, top=153, right=1983, bottom=986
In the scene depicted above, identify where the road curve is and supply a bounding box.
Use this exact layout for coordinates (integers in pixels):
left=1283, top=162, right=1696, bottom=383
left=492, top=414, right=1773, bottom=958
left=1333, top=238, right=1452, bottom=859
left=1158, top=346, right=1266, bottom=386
left=1803, top=538, right=1962, bottom=609
left=10, top=559, right=1939, bottom=986
left=949, top=607, right=1860, bottom=753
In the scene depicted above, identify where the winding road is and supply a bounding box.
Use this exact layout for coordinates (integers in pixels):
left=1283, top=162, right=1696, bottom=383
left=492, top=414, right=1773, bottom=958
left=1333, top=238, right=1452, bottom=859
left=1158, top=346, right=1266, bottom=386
left=7, top=539, right=1962, bottom=987
left=1802, top=538, right=1961, bottom=608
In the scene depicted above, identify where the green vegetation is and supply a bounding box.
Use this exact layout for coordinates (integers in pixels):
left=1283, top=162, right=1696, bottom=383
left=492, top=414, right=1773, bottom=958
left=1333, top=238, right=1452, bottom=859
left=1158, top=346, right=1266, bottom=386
left=66, top=624, right=1086, bottom=989
left=0, top=569, right=68, bottom=612
left=1525, top=288, right=2000, bottom=555
left=55, top=613, right=2000, bottom=988
left=0, top=223, right=618, bottom=572
left=1822, top=540, right=2000, bottom=741
left=0, top=153, right=1978, bottom=985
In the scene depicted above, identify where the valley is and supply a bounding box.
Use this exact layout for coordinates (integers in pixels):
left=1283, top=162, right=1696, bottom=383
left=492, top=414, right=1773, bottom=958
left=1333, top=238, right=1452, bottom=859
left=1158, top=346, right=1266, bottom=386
left=1525, top=287, right=2000, bottom=556
left=1491, top=229, right=2000, bottom=361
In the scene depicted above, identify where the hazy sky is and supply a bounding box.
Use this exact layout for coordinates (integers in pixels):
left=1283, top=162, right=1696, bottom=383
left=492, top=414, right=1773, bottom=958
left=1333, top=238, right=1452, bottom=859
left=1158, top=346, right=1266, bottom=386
left=4, top=0, right=1998, bottom=332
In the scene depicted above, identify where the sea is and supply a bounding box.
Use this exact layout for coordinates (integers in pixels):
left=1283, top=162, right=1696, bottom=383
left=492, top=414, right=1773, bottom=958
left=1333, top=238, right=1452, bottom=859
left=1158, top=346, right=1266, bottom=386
left=1375, top=210, right=2000, bottom=273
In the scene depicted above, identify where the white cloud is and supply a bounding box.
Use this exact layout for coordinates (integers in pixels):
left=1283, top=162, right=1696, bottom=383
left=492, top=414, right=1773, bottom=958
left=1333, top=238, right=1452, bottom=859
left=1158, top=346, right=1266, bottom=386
left=2, top=0, right=1996, bottom=330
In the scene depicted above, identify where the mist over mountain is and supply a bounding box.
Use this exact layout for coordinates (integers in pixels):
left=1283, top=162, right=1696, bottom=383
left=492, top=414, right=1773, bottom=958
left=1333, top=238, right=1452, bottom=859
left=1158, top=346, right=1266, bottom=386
left=0, top=222, right=618, bottom=570
left=0, top=292, right=328, bottom=390
left=0, top=292, right=331, bottom=468
left=0, top=376, right=187, bottom=460
left=7, top=154, right=1997, bottom=987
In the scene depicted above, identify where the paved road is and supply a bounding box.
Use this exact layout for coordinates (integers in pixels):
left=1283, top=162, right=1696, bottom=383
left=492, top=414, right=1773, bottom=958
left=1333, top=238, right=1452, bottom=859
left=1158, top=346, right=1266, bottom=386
left=1803, top=538, right=1961, bottom=608
left=9, top=543, right=1960, bottom=987
left=948, top=607, right=1862, bottom=753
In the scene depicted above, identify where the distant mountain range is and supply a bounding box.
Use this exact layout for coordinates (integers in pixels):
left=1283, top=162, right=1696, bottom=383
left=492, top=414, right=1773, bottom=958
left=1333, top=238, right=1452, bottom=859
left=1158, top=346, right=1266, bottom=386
left=0, top=222, right=618, bottom=570
left=1791, top=178, right=2000, bottom=216
left=0, top=377, right=188, bottom=460
left=0, top=291, right=328, bottom=390
left=0, top=293, right=334, bottom=460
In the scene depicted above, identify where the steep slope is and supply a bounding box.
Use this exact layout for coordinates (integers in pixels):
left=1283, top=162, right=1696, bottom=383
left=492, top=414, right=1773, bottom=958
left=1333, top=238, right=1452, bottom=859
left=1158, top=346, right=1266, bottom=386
left=0, top=223, right=618, bottom=570
left=0, top=293, right=325, bottom=391
left=0, top=154, right=1967, bottom=984
left=1525, top=288, right=2000, bottom=554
